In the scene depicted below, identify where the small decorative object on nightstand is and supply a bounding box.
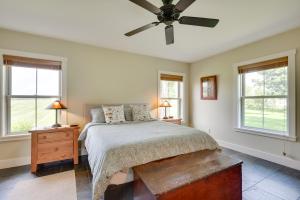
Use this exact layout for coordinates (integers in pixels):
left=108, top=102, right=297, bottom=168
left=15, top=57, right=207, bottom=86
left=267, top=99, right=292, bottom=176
left=162, top=118, right=182, bottom=125
left=159, top=100, right=172, bottom=119
left=30, top=126, right=80, bottom=173
left=46, top=100, right=67, bottom=128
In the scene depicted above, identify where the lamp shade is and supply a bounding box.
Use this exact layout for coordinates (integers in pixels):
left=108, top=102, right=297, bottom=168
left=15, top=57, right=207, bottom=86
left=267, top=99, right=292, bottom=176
left=159, top=100, right=171, bottom=108
left=46, top=100, right=67, bottom=110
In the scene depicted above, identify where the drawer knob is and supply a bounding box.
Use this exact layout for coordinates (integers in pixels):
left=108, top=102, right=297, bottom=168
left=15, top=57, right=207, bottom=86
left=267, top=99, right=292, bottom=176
left=55, top=147, right=59, bottom=151
left=43, top=136, right=47, bottom=139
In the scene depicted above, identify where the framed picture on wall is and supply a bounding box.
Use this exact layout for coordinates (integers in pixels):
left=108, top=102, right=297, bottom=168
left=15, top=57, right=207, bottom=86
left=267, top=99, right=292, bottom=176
left=201, top=75, right=217, bottom=100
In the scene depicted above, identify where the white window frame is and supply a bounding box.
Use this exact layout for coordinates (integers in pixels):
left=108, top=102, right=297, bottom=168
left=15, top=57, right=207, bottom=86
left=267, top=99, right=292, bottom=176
left=233, top=49, right=296, bottom=141
left=158, top=71, right=186, bottom=122
left=0, top=49, right=67, bottom=141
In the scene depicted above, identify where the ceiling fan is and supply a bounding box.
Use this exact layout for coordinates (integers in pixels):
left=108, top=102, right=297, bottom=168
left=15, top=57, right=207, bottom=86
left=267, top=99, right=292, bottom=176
left=125, top=0, right=220, bottom=45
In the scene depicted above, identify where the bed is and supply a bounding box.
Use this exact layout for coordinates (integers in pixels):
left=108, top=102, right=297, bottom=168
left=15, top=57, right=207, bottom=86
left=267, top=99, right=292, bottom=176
left=79, top=105, right=219, bottom=200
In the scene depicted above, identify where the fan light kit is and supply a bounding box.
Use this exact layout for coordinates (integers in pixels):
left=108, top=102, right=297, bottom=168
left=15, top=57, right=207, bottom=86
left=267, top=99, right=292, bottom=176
left=125, top=0, right=220, bottom=45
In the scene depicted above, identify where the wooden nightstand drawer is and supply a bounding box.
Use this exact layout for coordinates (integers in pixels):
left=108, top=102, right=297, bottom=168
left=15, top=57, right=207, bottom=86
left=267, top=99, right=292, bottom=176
left=30, top=127, right=80, bottom=173
left=37, top=141, right=73, bottom=163
left=38, top=131, right=73, bottom=144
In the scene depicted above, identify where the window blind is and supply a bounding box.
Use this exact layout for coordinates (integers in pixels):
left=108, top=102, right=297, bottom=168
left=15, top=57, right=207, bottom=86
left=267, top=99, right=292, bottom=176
left=160, top=74, right=183, bottom=82
left=238, top=56, right=288, bottom=74
left=3, top=55, right=62, bottom=70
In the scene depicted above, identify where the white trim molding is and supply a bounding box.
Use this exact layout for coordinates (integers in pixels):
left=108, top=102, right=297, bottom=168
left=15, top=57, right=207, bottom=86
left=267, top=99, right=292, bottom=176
left=0, top=134, right=30, bottom=142
left=233, top=49, right=297, bottom=141
left=217, top=139, right=300, bottom=171
left=0, top=156, right=30, bottom=169
left=235, top=127, right=296, bottom=142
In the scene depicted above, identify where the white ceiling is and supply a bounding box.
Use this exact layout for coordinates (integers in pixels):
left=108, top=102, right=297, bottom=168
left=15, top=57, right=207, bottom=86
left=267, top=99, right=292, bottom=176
left=0, top=0, right=300, bottom=63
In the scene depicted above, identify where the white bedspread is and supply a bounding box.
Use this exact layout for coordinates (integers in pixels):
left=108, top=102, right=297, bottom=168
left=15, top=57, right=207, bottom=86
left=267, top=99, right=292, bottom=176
left=79, top=120, right=219, bottom=200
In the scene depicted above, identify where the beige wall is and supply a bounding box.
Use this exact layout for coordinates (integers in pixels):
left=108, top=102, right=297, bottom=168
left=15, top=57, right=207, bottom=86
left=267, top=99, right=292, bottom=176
left=0, top=28, right=189, bottom=161
left=190, top=27, right=300, bottom=161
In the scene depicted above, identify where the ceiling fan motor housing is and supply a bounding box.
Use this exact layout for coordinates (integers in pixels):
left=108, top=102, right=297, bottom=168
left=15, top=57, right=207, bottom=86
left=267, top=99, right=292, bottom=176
left=158, top=3, right=180, bottom=25
left=162, top=0, right=173, bottom=5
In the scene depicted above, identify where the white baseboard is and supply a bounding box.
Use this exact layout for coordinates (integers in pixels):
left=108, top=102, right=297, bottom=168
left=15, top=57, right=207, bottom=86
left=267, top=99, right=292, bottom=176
left=217, top=139, right=300, bottom=171
left=0, top=157, right=30, bottom=169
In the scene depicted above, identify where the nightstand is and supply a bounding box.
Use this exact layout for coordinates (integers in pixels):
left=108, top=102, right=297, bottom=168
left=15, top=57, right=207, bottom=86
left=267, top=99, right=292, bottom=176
left=30, top=126, right=80, bottom=173
left=161, top=118, right=182, bottom=125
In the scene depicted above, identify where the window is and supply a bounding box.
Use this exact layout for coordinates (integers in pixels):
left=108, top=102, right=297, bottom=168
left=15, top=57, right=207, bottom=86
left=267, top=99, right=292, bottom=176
left=2, top=54, right=63, bottom=135
left=236, top=50, right=296, bottom=141
left=159, top=73, right=184, bottom=119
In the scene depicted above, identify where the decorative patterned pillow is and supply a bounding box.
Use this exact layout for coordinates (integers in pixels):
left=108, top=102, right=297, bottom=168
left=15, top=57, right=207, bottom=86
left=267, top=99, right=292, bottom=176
left=131, top=104, right=151, bottom=121
left=102, top=105, right=126, bottom=124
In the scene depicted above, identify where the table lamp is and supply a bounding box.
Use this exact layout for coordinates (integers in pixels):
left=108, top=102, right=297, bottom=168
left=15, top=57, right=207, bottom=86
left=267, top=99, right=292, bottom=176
left=159, top=100, right=171, bottom=119
left=46, top=100, right=67, bottom=128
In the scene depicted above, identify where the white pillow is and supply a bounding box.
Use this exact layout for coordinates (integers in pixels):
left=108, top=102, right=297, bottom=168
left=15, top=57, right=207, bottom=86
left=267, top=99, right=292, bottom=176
left=90, top=107, right=106, bottom=123
left=131, top=104, right=151, bottom=121
left=102, top=105, right=125, bottom=124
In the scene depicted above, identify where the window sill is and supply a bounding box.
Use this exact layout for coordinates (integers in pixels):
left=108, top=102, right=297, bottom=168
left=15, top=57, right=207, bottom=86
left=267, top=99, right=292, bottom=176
left=235, top=127, right=296, bottom=142
left=0, top=134, right=31, bottom=142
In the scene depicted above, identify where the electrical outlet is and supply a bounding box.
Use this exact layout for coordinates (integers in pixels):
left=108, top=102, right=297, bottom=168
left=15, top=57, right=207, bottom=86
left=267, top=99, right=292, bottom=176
left=208, top=128, right=211, bottom=134
left=282, top=152, right=287, bottom=156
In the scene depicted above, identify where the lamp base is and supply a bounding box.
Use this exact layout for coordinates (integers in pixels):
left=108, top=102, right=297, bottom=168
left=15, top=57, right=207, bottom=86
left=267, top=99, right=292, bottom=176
left=163, top=116, right=169, bottom=119
left=52, top=123, right=62, bottom=128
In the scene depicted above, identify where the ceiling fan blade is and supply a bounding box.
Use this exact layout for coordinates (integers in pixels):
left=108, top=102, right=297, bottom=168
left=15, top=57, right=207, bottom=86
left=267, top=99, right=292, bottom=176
left=175, top=0, right=195, bottom=12
left=125, top=22, right=159, bottom=36
left=165, top=25, right=174, bottom=45
left=179, top=16, right=219, bottom=27
left=129, top=0, right=161, bottom=15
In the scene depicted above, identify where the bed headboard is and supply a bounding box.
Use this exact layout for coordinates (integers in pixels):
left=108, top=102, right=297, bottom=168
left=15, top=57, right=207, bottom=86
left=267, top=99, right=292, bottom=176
left=83, top=103, right=157, bottom=124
